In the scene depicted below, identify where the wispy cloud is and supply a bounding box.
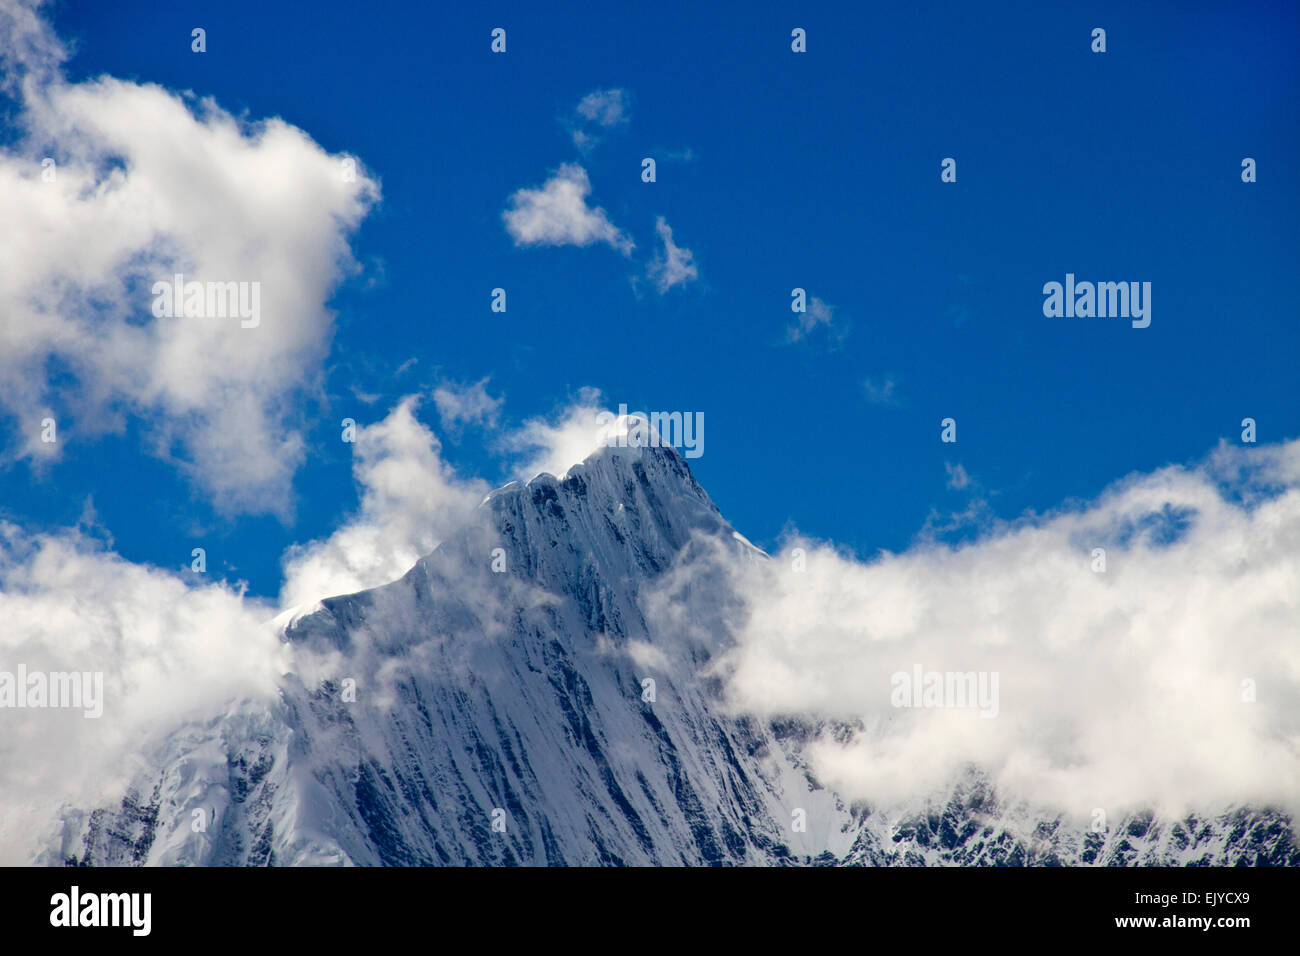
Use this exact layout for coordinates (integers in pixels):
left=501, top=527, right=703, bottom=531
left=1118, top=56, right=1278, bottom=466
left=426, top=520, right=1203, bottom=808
left=945, top=461, right=972, bottom=490
left=786, top=295, right=847, bottom=344
left=862, top=375, right=901, bottom=407
left=568, top=88, right=629, bottom=151
left=645, top=216, right=699, bottom=292
left=433, top=377, right=504, bottom=432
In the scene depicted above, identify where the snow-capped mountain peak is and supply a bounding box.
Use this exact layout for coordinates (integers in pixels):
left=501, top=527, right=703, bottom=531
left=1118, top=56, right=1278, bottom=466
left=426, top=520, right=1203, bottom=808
left=45, top=443, right=1297, bottom=866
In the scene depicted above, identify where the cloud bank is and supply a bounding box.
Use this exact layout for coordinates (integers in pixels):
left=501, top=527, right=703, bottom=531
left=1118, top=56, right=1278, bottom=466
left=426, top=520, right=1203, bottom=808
left=684, top=439, right=1300, bottom=819
left=0, top=521, right=286, bottom=862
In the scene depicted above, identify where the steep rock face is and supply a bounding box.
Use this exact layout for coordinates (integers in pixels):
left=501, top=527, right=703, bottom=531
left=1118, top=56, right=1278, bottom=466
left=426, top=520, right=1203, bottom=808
left=264, top=442, right=827, bottom=866
left=44, top=442, right=1297, bottom=866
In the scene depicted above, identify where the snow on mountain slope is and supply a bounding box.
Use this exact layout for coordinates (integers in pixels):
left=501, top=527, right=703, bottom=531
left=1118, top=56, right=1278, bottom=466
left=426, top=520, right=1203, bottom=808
left=40, top=441, right=1298, bottom=866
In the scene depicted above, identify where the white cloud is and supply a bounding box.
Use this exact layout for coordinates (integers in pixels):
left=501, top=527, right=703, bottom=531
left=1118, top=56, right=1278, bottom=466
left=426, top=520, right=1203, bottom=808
left=279, top=396, right=488, bottom=609
left=646, top=216, right=699, bottom=293
left=0, top=3, right=379, bottom=515
left=0, top=521, right=286, bottom=863
left=433, top=378, right=503, bottom=432
left=503, top=388, right=612, bottom=480
left=0, top=0, right=63, bottom=89
left=501, top=391, right=684, bottom=481
left=502, top=164, right=633, bottom=254
left=688, top=438, right=1300, bottom=820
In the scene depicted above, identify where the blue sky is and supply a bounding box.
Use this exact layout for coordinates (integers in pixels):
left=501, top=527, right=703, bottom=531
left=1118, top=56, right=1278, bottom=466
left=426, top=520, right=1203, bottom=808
left=4, top=0, right=1297, bottom=600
